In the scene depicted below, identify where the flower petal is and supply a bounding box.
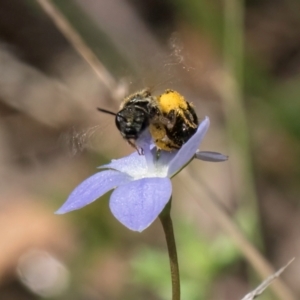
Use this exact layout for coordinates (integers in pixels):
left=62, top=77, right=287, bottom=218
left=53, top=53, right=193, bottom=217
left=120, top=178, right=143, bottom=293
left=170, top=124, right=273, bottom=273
left=167, top=117, right=210, bottom=177
left=99, top=151, right=148, bottom=178
left=109, top=177, right=172, bottom=232
left=195, top=151, right=228, bottom=162
left=153, top=148, right=177, bottom=170
left=56, top=170, right=132, bottom=214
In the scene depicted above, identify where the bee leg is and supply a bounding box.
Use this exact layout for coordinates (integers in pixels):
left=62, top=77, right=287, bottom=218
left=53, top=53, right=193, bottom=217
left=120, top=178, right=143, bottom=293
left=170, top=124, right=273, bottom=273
left=184, top=109, right=198, bottom=128
left=128, top=139, right=144, bottom=155
left=157, top=115, right=175, bottom=129
left=159, top=110, right=177, bottom=130
left=139, top=148, right=144, bottom=155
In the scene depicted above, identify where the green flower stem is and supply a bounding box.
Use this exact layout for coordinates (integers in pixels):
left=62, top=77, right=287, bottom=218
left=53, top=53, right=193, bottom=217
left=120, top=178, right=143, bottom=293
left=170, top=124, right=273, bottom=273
left=159, top=199, right=180, bottom=300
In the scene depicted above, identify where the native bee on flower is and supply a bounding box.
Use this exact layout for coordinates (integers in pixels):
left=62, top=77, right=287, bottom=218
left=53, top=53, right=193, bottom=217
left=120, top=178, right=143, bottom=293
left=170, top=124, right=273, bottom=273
left=98, top=89, right=198, bottom=152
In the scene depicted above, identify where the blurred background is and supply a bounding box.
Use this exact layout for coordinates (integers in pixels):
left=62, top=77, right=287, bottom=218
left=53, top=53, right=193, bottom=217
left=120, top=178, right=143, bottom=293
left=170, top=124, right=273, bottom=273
left=0, top=0, right=299, bottom=299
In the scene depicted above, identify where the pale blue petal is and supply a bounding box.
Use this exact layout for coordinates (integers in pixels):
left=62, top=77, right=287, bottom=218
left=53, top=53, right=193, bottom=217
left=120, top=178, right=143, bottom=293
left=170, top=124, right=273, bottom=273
left=110, top=177, right=172, bottom=232
left=167, top=117, right=210, bottom=177
left=56, top=170, right=132, bottom=214
left=153, top=148, right=177, bottom=169
left=99, top=152, right=148, bottom=178
left=143, top=142, right=156, bottom=174
left=136, top=129, right=154, bottom=150
left=195, top=151, right=228, bottom=162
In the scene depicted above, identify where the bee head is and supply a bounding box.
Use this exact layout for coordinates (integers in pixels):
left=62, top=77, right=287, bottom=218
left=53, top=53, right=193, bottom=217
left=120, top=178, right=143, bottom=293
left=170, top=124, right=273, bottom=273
left=115, top=106, right=149, bottom=140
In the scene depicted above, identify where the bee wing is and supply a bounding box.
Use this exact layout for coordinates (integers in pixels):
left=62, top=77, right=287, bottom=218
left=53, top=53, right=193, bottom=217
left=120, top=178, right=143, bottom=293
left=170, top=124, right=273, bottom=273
left=58, top=124, right=109, bottom=156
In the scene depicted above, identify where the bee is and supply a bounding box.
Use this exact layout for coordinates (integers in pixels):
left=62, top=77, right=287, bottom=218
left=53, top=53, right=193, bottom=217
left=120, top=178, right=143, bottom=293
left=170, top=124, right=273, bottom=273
left=98, top=89, right=158, bottom=152
left=149, top=89, right=198, bottom=151
left=97, top=88, right=198, bottom=152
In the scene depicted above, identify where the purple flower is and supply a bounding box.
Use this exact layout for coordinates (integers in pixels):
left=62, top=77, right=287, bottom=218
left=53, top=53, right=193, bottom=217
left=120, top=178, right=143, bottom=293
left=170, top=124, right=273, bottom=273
left=56, top=117, right=227, bottom=232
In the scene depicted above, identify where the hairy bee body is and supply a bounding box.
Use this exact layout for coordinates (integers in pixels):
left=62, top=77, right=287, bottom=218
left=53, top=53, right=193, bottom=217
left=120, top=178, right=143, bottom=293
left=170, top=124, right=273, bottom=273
left=100, top=88, right=198, bottom=152
left=149, top=89, right=198, bottom=151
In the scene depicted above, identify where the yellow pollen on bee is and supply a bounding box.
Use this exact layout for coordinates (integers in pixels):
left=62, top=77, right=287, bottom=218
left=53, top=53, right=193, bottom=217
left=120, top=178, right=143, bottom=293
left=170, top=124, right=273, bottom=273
left=157, top=89, right=188, bottom=113
left=149, top=123, right=178, bottom=151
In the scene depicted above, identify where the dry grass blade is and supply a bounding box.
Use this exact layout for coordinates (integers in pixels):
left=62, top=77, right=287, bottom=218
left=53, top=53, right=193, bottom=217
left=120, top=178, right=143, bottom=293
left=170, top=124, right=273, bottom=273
left=181, top=170, right=297, bottom=300
left=35, top=0, right=117, bottom=93
left=241, top=258, right=295, bottom=300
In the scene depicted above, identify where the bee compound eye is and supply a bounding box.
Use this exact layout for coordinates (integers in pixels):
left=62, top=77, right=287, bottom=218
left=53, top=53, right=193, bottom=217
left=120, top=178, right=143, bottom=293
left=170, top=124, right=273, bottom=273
left=115, top=114, right=126, bottom=130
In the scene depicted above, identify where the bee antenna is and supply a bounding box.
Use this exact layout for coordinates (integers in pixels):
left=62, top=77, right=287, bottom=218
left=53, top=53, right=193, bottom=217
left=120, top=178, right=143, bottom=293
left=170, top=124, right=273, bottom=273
left=97, top=107, right=117, bottom=116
